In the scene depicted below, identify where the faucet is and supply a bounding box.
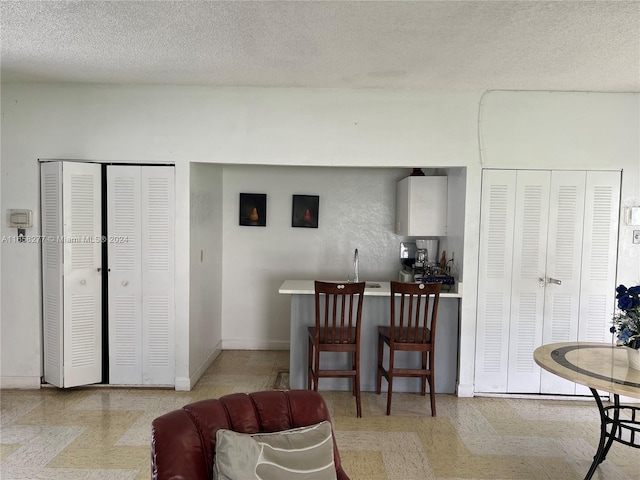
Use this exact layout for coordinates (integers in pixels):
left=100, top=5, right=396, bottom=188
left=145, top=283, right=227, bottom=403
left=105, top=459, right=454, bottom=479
left=353, top=248, right=359, bottom=283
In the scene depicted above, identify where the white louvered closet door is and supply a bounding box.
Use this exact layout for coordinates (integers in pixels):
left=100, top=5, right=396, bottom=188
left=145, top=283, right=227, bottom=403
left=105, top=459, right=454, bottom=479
left=41, top=162, right=64, bottom=387
left=476, top=169, right=620, bottom=396
left=540, top=171, right=587, bottom=394
left=474, top=170, right=517, bottom=393
left=574, top=171, right=620, bottom=394
left=107, top=166, right=174, bottom=385
left=141, top=167, right=175, bottom=385
left=578, top=171, right=620, bottom=342
left=506, top=171, right=550, bottom=393
left=42, top=161, right=102, bottom=388
left=107, top=166, right=143, bottom=384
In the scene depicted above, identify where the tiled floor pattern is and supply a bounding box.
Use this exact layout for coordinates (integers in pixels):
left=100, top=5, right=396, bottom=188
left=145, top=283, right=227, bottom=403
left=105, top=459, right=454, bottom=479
left=1, top=350, right=638, bottom=480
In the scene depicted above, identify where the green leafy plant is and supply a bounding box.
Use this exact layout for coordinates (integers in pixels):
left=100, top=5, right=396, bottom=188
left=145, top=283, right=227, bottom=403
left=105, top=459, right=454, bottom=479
left=611, top=284, right=640, bottom=349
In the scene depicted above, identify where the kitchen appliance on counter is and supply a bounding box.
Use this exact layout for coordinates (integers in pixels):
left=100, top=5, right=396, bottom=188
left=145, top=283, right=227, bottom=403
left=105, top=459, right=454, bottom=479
left=415, top=239, right=439, bottom=265
left=398, top=241, right=455, bottom=290
left=398, top=268, right=416, bottom=283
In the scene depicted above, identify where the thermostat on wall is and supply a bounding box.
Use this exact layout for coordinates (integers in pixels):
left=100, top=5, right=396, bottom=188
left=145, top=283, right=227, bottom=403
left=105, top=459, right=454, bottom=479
left=7, top=209, right=33, bottom=228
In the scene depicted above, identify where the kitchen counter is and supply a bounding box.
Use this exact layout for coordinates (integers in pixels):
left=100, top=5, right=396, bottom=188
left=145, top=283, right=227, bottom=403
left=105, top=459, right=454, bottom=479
left=279, top=280, right=462, bottom=394
left=278, top=280, right=462, bottom=297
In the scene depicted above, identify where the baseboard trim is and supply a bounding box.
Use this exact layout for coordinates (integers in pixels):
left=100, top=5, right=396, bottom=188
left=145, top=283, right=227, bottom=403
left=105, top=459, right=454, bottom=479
left=474, top=392, right=596, bottom=401
left=222, top=339, right=290, bottom=350
left=189, top=342, right=222, bottom=389
left=0, top=376, right=41, bottom=389
left=174, top=342, right=224, bottom=391
left=174, top=376, right=191, bottom=391
left=176, top=340, right=290, bottom=390
left=456, top=383, right=474, bottom=397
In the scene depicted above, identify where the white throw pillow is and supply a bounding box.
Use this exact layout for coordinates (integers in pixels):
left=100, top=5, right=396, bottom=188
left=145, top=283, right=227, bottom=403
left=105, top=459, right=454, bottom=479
left=213, top=421, right=337, bottom=480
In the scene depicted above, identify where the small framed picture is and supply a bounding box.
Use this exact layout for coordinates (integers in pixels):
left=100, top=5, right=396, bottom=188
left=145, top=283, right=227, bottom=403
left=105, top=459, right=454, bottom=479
left=292, top=195, right=319, bottom=228
left=239, top=193, right=267, bottom=227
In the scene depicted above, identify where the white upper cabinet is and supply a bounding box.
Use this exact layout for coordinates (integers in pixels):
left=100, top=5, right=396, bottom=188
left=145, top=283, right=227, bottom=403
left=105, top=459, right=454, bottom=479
left=395, top=176, right=448, bottom=236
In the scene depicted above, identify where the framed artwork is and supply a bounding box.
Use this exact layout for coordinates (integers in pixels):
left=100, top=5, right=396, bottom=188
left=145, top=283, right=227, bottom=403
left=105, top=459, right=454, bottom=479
left=239, top=193, right=267, bottom=226
left=292, top=195, right=319, bottom=228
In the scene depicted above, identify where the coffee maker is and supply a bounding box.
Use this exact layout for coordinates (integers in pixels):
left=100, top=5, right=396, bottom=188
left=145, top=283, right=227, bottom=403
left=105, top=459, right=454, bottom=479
left=399, top=240, right=455, bottom=289
left=415, top=239, right=439, bottom=272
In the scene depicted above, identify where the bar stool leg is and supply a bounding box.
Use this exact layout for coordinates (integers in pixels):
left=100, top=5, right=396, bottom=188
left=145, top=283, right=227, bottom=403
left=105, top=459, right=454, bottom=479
left=421, top=351, right=427, bottom=395
left=307, top=337, right=313, bottom=390
left=355, top=351, right=362, bottom=418
left=386, top=349, right=395, bottom=416
left=430, top=350, right=437, bottom=416
left=313, top=344, right=320, bottom=392
left=351, top=351, right=356, bottom=396
left=376, top=335, right=384, bottom=394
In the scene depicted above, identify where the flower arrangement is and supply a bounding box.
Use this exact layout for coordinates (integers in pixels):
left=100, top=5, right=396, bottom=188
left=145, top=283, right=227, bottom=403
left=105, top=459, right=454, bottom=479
left=611, top=284, right=640, bottom=349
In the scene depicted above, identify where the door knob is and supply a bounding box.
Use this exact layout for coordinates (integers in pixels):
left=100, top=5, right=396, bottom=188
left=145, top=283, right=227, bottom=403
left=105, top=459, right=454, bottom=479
left=80, top=280, right=86, bottom=285
left=548, top=277, right=562, bottom=285
left=122, top=281, right=129, bottom=286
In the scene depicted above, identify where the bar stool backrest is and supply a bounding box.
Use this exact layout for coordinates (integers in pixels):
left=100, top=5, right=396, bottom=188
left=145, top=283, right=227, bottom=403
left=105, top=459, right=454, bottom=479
left=390, top=281, right=441, bottom=345
left=314, top=281, right=366, bottom=344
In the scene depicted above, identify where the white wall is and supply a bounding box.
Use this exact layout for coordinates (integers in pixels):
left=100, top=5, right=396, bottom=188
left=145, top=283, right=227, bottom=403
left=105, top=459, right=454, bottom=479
left=188, top=162, right=224, bottom=386
left=440, top=167, right=467, bottom=280
left=1, top=84, right=637, bottom=396
left=220, top=165, right=409, bottom=349
left=0, top=84, right=480, bottom=388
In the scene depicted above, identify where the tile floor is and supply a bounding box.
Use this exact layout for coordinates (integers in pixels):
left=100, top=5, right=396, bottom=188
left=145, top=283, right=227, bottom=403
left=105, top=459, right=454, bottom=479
left=1, top=350, right=638, bottom=480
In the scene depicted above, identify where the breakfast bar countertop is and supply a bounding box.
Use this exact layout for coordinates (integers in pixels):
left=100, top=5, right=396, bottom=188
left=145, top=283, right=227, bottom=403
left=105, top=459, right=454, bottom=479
left=280, top=278, right=462, bottom=393
left=278, top=280, right=462, bottom=298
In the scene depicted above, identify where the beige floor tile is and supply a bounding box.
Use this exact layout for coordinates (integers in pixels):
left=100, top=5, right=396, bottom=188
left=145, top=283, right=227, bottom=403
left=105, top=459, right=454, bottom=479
left=187, top=384, right=235, bottom=402
left=1, top=425, right=84, bottom=468
left=339, top=451, right=387, bottom=480
left=0, top=443, right=21, bottom=462
left=0, top=467, right=139, bottom=479
left=1, top=350, right=638, bottom=480
left=382, top=449, right=434, bottom=480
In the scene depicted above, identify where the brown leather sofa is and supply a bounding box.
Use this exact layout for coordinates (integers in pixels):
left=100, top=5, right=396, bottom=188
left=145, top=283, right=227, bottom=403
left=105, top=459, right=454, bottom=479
left=151, top=389, right=349, bottom=480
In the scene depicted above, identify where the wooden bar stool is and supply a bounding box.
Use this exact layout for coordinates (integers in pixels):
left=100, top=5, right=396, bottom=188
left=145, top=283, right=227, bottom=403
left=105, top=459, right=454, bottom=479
left=308, top=281, right=366, bottom=417
left=376, top=281, right=441, bottom=416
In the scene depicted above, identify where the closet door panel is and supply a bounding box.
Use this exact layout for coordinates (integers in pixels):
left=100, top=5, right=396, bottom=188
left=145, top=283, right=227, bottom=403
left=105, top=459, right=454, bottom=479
left=540, top=171, right=586, bottom=394
left=141, top=167, right=175, bottom=385
left=476, top=168, right=621, bottom=396
left=61, top=162, right=102, bottom=388
left=107, top=166, right=143, bottom=385
left=506, top=171, right=550, bottom=393
left=475, top=170, right=517, bottom=392
left=41, top=162, right=64, bottom=387
left=575, top=171, right=620, bottom=395
left=578, top=171, right=620, bottom=341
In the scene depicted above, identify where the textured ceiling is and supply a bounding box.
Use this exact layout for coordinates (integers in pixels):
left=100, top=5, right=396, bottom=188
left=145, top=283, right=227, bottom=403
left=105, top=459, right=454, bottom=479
left=1, top=1, right=639, bottom=92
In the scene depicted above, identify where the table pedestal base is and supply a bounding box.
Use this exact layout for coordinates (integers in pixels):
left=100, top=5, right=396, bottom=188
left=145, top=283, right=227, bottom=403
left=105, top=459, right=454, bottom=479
left=586, top=388, right=640, bottom=480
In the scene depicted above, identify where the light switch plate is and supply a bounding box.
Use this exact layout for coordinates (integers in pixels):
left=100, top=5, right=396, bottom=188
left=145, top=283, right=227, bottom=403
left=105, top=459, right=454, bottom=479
left=634, top=230, right=640, bottom=244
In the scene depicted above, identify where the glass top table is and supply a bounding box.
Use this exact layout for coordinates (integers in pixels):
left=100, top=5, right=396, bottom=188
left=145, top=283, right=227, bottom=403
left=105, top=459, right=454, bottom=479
left=534, top=342, right=640, bottom=480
